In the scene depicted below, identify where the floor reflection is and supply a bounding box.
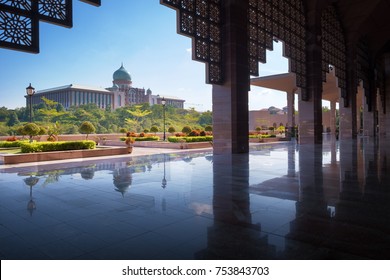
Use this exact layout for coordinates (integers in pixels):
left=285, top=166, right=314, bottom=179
left=1, top=138, right=390, bottom=259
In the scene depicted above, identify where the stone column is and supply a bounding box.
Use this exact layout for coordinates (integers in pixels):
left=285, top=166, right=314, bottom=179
left=212, top=0, right=249, bottom=154
left=363, top=93, right=375, bottom=137
left=287, top=90, right=296, bottom=138
left=298, top=90, right=316, bottom=144
left=378, top=93, right=386, bottom=138
left=330, top=101, right=337, bottom=137
left=339, top=97, right=353, bottom=139
left=299, top=4, right=323, bottom=144
left=356, top=85, right=363, bottom=135
left=384, top=54, right=390, bottom=138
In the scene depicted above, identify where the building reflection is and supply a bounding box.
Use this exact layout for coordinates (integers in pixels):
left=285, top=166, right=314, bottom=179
left=113, top=167, right=133, bottom=197
left=197, top=154, right=277, bottom=259
left=199, top=139, right=390, bottom=259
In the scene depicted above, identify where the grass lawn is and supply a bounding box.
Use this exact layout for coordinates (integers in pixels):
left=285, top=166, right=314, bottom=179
left=0, top=148, right=21, bottom=154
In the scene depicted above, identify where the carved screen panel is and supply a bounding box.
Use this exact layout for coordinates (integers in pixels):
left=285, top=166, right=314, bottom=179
left=248, top=0, right=307, bottom=99
left=357, top=39, right=372, bottom=110
left=161, top=0, right=222, bottom=84
left=321, top=5, right=347, bottom=101
left=0, top=0, right=99, bottom=53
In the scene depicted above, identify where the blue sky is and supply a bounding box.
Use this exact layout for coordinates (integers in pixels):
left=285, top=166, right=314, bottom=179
left=0, top=0, right=288, bottom=111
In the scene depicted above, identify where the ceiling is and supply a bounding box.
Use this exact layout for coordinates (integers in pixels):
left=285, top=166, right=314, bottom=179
left=334, top=0, right=390, bottom=56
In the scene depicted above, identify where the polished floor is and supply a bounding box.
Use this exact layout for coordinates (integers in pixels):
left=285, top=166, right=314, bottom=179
left=1, top=137, right=390, bottom=259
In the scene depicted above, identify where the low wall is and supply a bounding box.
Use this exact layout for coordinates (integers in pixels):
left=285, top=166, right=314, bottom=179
left=104, top=140, right=212, bottom=149
left=0, top=146, right=130, bottom=164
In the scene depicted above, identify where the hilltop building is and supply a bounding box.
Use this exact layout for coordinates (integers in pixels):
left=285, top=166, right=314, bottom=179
left=27, top=64, right=185, bottom=110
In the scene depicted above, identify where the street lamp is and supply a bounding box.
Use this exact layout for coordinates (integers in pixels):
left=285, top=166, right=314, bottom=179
left=26, top=83, right=35, bottom=123
left=161, top=97, right=166, bottom=141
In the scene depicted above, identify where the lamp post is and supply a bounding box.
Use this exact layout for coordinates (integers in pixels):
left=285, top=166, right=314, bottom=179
left=162, top=97, right=166, bottom=141
left=26, top=83, right=35, bottom=123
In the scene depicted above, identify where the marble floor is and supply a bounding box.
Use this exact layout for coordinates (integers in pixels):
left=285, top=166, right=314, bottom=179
left=1, top=137, right=390, bottom=259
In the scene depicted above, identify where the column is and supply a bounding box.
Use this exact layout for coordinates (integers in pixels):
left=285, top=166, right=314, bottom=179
left=330, top=101, right=336, bottom=137
left=363, top=93, right=375, bottom=137
left=339, top=97, right=353, bottom=139
left=287, top=90, right=296, bottom=138
left=212, top=0, right=249, bottom=154
left=299, top=4, right=323, bottom=144
left=384, top=54, right=390, bottom=138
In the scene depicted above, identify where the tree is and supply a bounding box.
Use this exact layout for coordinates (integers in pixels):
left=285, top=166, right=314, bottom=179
left=126, top=105, right=152, bottom=132
left=23, top=123, right=41, bottom=141
left=198, top=110, right=212, bottom=126
left=6, top=111, right=20, bottom=127
left=47, top=122, right=62, bottom=141
left=168, top=126, right=176, bottom=134
left=150, top=126, right=159, bottom=135
left=182, top=126, right=192, bottom=134
left=79, top=121, right=96, bottom=139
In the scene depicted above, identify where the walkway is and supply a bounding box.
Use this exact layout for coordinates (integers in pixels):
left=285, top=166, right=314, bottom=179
left=1, top=138, right=389, bottom=259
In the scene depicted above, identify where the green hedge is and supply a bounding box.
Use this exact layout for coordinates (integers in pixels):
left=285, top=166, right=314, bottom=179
left=0, top=140, right=29, bottom=148
left=168, top=136, right=213, bottom=143
left=120, top=136, right=160, bottom=141
left=249, top=134, right=277, bottom=139
left=20, top=140, right=96, bottom=153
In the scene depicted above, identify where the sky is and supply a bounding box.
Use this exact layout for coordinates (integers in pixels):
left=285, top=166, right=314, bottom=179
left=0, top=0, right=289, bottom=112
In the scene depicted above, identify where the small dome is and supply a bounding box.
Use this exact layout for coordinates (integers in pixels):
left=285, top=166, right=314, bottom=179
left=112, top=83, right=119, bottom=89
left=113, top=64, right=131, bottom=81
left=146, top=88, right=152, bottom=94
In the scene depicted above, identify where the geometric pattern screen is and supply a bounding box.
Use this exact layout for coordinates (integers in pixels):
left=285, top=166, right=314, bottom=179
left=0, top=0, right=100, bottom=53
left=161, top=0, right=223, bottom=84
left=248, top=0, right=307, bottom=99
left=321, top=5, right=347, bottom=104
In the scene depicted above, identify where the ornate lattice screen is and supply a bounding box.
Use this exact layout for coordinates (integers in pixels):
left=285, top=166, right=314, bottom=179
left=357, top=39, right=372, bottom=110
left=321, top=5, right=347, bottom=102
left=0, top=0, right=100, bottom=53
left=161, top=0, right=222, bottom=84
left=248, top=0, right=307, bottom=99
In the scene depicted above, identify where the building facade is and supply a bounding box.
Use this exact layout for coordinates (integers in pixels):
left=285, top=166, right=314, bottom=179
left=27, top=64, right=185, bottom=110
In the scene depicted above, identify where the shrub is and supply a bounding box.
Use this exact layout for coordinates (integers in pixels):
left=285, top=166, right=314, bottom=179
left=199, top=130, right=206, bottom=136
left=120, top=136, right=159, bottom=142
left=188, top=130, right=200, bottom=136
left=20, top=140, right=96, bottom=153
left=79, top=121, right=96, bottom=139
left=134, top=136, right=159, bottom=141
left=119, top=128, right=127, bottom=133
left=6, top=136, right=18, bottom=142
left=182, top=126, right=192, bottom=134
left=175, top=132, right=186, bottom=137
left=150, top=126, right=159, bottom=134
left=168, top=126, right=176, bottom=134
left=23, top=123, right=41, bottom=139
left=0, top=140, right=27, bottom=148
left=126, top=131, right=137, bottom=137
left=143, top=129, right=149, bottom=133
left=139, top=132, right=145, bottom=137
left=204, top=125, right=212, bottom=132
left=168, top=136, right=212, bottom=143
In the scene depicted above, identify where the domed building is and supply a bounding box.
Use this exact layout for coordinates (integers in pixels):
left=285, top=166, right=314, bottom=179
left=112, top=63, right=132, bottom=92
left=28, top=64, right=185, bottom=110
left=108, top=64, right=185, bottom=108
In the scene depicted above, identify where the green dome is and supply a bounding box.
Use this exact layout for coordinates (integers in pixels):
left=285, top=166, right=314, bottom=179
left=113, top=64, right=131, bottom=81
